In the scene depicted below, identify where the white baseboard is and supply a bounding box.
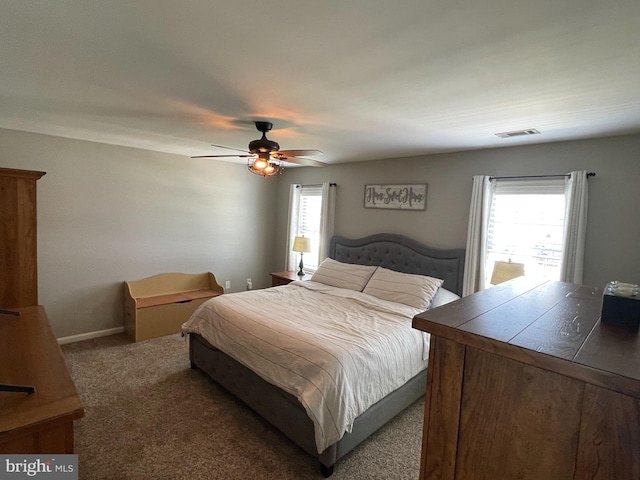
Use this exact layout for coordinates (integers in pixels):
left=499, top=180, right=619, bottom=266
left=57, top=326, right=125, bottom=345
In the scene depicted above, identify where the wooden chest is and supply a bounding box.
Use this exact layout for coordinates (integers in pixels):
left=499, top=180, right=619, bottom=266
left=124, top=272, right=223, bottom=342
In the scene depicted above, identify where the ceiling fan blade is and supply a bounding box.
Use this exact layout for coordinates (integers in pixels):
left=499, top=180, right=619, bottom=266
left=276, top=149, right=323, bottom=157
left=278, top=156, right=326, bottom=167
left=210, top=144, right=251, bottom=154
left=191, top=154, right=255, bottom=159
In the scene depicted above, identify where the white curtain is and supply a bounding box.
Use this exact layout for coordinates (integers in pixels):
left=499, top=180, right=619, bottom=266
left=462, top=175, right=493, bottom=296
left=285, top=184, right=301, bottom=271
left=318, top=182, right=336, bottom=262
left=560, top=171, right=589, bottom=284
left=285, top=182, right=336, bottom=271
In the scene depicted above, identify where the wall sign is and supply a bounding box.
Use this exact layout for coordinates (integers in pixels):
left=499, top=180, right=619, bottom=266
left=364, top=184, right=427, bottom=210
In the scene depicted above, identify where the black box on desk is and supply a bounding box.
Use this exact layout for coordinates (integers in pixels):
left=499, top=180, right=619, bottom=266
left=601, top=290, right=640, bottom=330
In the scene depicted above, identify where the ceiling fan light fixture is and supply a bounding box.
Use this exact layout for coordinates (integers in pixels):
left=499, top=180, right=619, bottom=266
left=248, top=156, right=283, bottom=177
left=253, top=153, right=270, bottom=170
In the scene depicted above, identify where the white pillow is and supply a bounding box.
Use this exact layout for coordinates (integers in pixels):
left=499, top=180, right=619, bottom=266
left=430, top=288, right=461, bottom=308
left=311, top=258, right=378, bottom=291
left=362, top=267, right=443, bottom=310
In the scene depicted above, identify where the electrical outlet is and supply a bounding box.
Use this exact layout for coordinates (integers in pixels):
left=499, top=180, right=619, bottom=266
left=225, top=280, right=231, bottom=289
left=246, top=278, right=252, bottom=290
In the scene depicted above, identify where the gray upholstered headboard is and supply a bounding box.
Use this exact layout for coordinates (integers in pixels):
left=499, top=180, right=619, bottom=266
left=328, top=233, right=465, bottom=296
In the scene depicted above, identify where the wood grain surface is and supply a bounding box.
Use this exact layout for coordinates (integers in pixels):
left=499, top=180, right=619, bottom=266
left=0, top=306, right=84, bottom=453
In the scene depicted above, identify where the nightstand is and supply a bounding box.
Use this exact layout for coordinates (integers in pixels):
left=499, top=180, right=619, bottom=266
left=270, top=270, right=312, bottom=286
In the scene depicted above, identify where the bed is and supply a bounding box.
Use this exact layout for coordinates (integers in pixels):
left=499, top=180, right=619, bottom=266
left=182, top=233, right=465, bottom=476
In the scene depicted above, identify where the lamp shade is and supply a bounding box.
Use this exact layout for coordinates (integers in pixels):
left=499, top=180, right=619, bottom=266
left=490, top=261, right=525, bottom=285
left=292, top=236, right=311, bottom=253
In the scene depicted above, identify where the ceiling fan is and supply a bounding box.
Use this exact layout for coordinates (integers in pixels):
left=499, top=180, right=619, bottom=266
left=192, top=121, right=325, bottom=176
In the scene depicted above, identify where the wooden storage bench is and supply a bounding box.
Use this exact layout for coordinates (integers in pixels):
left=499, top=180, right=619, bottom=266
left=124, top=272, right=223, bottom=342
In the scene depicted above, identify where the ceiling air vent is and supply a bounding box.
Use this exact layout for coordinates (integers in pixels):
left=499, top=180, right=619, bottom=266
left=495, top=128, right=540, bottom=138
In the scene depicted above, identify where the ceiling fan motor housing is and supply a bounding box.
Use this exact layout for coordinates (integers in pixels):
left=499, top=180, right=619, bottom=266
left=249, top=136, right=279, bottom=153
left=248, top=121, right=279, bottom=153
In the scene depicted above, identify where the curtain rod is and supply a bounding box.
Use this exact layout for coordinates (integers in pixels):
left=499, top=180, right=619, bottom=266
left=296, top=183, right=337, bottom=187
left=489, top=172, right=596, bottom=181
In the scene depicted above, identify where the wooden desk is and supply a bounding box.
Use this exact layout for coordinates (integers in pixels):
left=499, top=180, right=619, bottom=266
left=412, top=277, right=640, bottom=480
left=0, top=306, right=84, bottom=453
left=270, top=270, right=312, bottom=287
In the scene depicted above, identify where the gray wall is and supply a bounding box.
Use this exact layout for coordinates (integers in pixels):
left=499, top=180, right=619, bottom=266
left=276, top=134, right=640, bottom=290
left=3, top=128, right=639, bottom=339
left=1, top=128, right=278, bottom=338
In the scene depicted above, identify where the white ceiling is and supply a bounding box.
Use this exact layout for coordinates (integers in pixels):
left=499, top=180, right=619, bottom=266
left=2, top=0, right=639, bottom=165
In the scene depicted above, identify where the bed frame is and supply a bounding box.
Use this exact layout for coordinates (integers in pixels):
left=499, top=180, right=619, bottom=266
left=188, top=233, right=465, bottom=476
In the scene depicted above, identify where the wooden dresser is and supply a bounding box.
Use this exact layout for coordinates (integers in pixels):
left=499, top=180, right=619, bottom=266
left=0, top=306, right=84, bottom=453
left=412, top=277, right=640, bottom=480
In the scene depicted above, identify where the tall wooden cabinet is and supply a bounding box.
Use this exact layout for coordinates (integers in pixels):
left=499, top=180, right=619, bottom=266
left=0, top=167, right=83, bottom=454
left=0, top=167, right=46, bottom=308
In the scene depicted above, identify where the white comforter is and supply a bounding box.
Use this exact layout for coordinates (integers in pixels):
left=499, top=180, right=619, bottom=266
left=181, top=280, right=429, bottom=453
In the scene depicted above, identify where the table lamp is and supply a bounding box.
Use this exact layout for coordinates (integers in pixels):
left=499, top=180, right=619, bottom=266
left=292, top=236, right=311, bottom=276
left=490, top=260, right=525, bottom=285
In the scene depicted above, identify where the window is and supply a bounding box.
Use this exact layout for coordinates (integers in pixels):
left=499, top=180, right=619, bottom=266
left=463, top=172, right=589, bottom=296
left=286, top=183, right=336, bottom=273
left=296, top=185, right=323, bottom=271
left=485, top=177, right=566, bottom=285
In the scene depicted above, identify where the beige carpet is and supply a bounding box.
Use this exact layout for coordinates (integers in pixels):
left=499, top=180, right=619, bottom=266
left=62, top=333, right=424, bottom=480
